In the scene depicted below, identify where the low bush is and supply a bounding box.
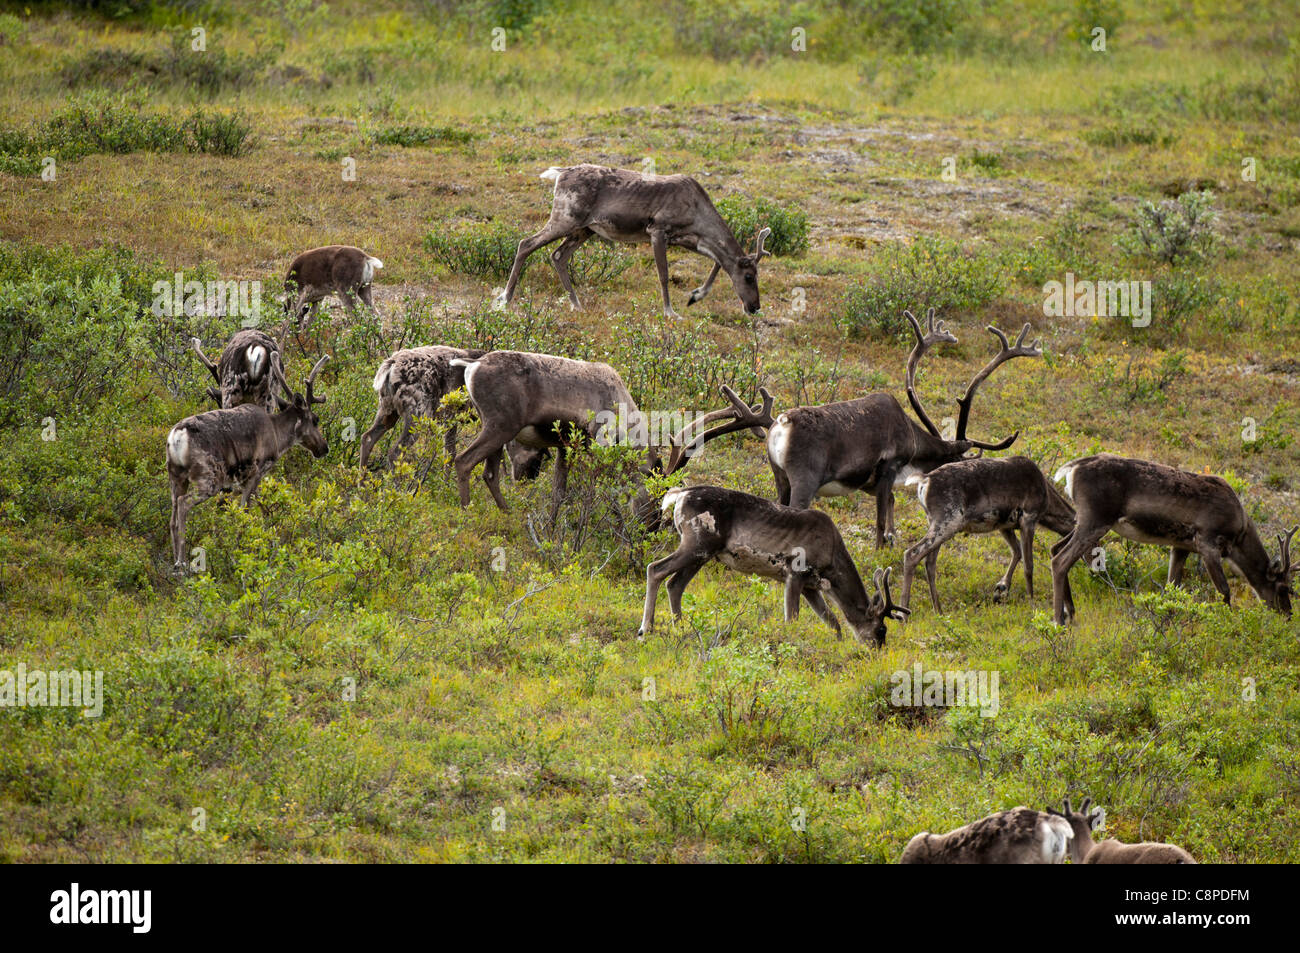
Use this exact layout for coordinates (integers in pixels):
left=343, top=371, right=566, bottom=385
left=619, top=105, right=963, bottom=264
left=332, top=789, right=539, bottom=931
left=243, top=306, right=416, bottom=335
left=836, top=237, right=1007, bottom=339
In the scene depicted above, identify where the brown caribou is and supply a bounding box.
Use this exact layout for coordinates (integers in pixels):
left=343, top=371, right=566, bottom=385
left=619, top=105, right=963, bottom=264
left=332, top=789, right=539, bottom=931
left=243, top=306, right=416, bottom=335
left=639, top=485, right=909, bottom=644
left=1051, top=453, right=1297, bottom=624
left=900, top=455, right=1076, bottom=611
left=166, top=354, right=329, bottom=571
left=192, top=329, right=280, bottom=411
left=766, top=310, right=1042, bottom=547
left=494, top=164, right=770, bottom=317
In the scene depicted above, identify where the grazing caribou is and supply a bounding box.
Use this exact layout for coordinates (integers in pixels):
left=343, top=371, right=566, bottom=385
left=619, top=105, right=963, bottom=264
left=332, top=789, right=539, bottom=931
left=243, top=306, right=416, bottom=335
left=900, top=805, right=1075, bottom=864
left=494, top=164, right=771, bottom=317
left=766, top=310, right=1042, bottom=547
left=639, top=485, right=909, bottom=644
left=360, top=345, right=548, bottom=479
left=192, top=329, right=280, bottom=411
left=451, top=350, right=770, bottom=518
left=166, top=354, right=329, bottom=571
left=284, top=245, right=383, bottom=328
left=900, top=455, right=1076, bottom=611
left=1049, top=798, right=1196, bottom=864
left=1051, top=453, right=1297, bottom=624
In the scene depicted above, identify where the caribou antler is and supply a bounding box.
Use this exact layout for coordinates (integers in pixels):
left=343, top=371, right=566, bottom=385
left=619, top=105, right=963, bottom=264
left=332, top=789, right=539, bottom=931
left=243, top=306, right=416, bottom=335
left=1279, top=526, right=1298, bottom=576
left=954, top=323, right=1042, bottom=450
left=192, top=337, right=222, bottom=403
left=661, top=385, right=775, bottom=475
left=872, top=567, right=910, bottom=621
left=304, top=354, right=329, bottom=405
left=904, top=308, right=958, bottom=438
left=754, top=226, right=772, bottom=260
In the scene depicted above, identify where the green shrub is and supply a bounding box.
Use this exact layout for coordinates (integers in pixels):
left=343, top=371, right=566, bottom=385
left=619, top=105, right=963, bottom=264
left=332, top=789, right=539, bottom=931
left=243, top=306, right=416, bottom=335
left=0, top=92, right=254, bottom=166
left=424, top=218, right=633, bottom=285
left=715, top=194, right=809, bottom=258
left=370, top=124, right=476, bottom=147
left=1118, top=191, right=1217, bottom=266
left=836, top=237, right=1007, bottom=339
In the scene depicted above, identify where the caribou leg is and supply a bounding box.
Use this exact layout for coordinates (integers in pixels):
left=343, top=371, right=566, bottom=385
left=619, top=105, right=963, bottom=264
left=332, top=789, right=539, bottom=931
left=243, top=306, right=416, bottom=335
left=1194, top=537, right=1232, bottom=605
left=647, top=227, right=680, bottom=318
left=802, top=588, right=843, bottom=639
left=498, top=222, right=575, bottom=308
left=1019, top=518, right=1037, bottom=602
left=994, top=529, right=1021, bottom=602
left=1167, top=547, right=1190, bottom=586
left=454, top=426, right=516, bottom=509
left=687, top=262, right=723, bottom=306
left=1051, top=523, right=1110, bottom=624
left=548, top=229, right=593, bottom=310
left=641, top=548, right=709, bottom=634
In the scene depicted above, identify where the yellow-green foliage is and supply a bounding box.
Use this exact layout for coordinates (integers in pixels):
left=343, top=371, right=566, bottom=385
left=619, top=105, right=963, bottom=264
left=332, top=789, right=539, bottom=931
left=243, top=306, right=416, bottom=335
left=1, top=0, right=1298, bottom=863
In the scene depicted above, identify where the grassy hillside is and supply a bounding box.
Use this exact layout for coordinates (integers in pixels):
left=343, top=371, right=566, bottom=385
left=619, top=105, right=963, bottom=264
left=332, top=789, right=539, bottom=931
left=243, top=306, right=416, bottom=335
left=1, top=0, right=1298, bottom=862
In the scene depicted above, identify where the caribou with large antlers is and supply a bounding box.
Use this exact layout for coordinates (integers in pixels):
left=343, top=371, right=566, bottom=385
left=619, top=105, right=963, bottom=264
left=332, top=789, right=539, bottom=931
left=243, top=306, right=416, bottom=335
left=450, top=349, right=772, bottom=519
left=640, top=485, right=909, bottom=643
left=192, top=329, right=280, bottom=411
left=493, top=164, right=771, bottom=317
left=1051, top=453, right=1297, bottom=624
left=165, top=353, right=329, bottom=571
left=900, top=455, right=1076, bottom=611
left=767, top=309, right=1042, bottom=547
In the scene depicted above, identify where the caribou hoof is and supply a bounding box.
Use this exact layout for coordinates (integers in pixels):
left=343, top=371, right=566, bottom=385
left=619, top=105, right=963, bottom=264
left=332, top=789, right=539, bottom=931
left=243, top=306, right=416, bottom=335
left=993, top=583, right=1008, bottom=603
left=491, top=289, right=509, bottom=311
left=686, top=290, right=703, bottom=306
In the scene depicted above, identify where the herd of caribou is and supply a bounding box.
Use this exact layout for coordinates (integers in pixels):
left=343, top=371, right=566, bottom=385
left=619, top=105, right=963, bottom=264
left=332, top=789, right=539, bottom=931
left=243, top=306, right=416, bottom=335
left=163, top=162, right=1295, bottom=862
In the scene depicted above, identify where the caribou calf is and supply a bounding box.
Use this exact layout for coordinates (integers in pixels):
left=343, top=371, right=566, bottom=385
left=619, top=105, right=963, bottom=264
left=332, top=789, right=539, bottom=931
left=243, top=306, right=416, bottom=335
left=284, top=245, right=383, bottom=329
left=1051, top=453, right=1297, bottom=624
left=166, top=355, right=329, bottom=570
left=192, top=329, right=280, bottom=411
left=495, top=164, right=771, bottom=317
left=1049, top=798, right=1196, bottom=864
left=901, top=456, right=1076, bottom=611
left=900, top=806, right=1074, bottom=864
left=640, top=486, right=909, bottom=644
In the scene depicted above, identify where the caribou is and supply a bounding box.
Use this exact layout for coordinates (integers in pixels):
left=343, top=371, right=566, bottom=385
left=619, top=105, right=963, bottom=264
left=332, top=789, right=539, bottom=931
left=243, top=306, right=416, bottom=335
left=1051, top=453, right=1297, bottom=624
left=359, top=345, right=546, bottom=480
left=1048, top=798, right=1196, bottom=864
left=900, top=805, right=1075, bottom=864
left=166, top=354, right=329, bottom=571
left=284, top=244, right=383, bottom=328
left=900, top=455, right=1076, bottom=611
left=766, top=310, right=1042, bottom=547
left=192, top=329, right=280, bottom=411
left=493, top=164, right=771, bottom=317
left=640, top=485, right=909, bottom=644
left=450, top=350, right=771, bottom=518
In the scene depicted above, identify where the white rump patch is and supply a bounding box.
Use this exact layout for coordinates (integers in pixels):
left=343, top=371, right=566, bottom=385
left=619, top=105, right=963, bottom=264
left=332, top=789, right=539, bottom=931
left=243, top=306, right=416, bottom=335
left=1053, top=462, right=1077, bottom=500
left=245, top=345, right=266, bottom=379
left=166, top=427, right=190, bottom=466
left=908, top=475, right=931, bottom=510
left=372, top=362, right=392, bottom=394
left=660, top=487, right=688, bottom=529
left=767, top=416, right=792, bottom=468
left=451, top=359, right=480, bottom=395
left=540, top=167, right=564, bottom=193
left=1040, top=816, right=1074, bottom=864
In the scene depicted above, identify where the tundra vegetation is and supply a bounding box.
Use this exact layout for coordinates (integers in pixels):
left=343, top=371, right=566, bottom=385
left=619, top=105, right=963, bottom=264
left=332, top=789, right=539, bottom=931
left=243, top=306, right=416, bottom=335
left=0, top=0, right=1299, bottom=862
